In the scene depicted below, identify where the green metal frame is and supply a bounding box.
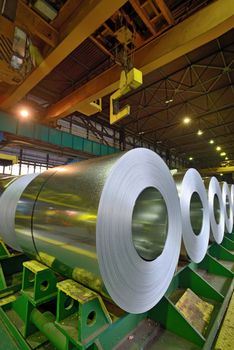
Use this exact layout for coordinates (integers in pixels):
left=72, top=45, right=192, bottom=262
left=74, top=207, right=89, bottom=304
left=0, top=241, right=28, bottom=299
left=149, top=258, right=233, bottom=349
left=0, top=240, right=11, bottom=258
left=0, top=235, right=233, bottom=350
left=0, top=111, right=119, bottom=157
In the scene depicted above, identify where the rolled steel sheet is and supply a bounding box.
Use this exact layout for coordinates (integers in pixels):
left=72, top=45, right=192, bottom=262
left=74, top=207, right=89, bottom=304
left=231, top=184, right=234, bottom=214
left=221, top=182, right=233, bottom=233
left=0, top=173, right=39, bottom=251
left=203, top=177, right=225, bottom=243
left=11, top=149, right=182, bottom=313
left=174, top=169, right=209, bottom=263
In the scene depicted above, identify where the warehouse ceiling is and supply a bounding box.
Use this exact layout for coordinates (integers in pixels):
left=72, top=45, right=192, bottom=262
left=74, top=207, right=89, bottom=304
left=0, top=0, right=233, bottom=168
left=96, top=28, right=234, bottom=168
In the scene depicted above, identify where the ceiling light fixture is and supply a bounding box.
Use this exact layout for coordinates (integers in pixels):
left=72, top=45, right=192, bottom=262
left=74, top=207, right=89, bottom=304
left=225, top=156, right=229, bottom=160
left=216, top=146, right=221, bottom=151
left=165, top=98, right=173, bottom=104
left=197, top=129, right=203, bottom=136
left=19, top=108, right=29, bottom=118
left=183, top=117, right=191, bottom=124
left=189, top=157, right=193, bottom=161
left=209, top=139, right=214, bottom=144
left=220, top=152, right=226, bottom=156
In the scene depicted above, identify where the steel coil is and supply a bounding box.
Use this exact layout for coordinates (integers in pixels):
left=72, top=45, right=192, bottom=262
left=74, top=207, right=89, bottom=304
left=203, top=177, right=224, bottom=243
left=174, top=169, right=209, bottom=263
left=0, top=174, right=39, bottom=251
left=221, top=182, right=233, bottom=233
left=0, top=149, right=182, bottom=313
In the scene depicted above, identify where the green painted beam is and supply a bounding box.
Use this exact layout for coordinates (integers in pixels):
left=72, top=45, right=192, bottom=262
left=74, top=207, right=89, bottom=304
left=149, top=296, right=206, bottom=348
left=209, top=244, right=234, bottom=262
left=221, top=236, right=234, bottom=251
left=0, top=111, right=119, bottom=157
left=198, top=254, right=234, bottom=278
left=31, top=309, right=67, bottom=350
left=0, top=317, right=27, bottom=350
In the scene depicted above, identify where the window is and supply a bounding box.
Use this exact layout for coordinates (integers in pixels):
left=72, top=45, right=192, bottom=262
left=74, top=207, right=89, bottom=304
left=20, top=164, right=28, bottom=175
left=28, top=164, right=35, bottom=174
left=4, top=166, right=12, bottom=174
left=12, top=164, right=20, bottom=175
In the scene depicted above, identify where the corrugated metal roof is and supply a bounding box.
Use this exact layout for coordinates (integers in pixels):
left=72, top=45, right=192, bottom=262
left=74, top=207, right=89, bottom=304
left=30, top=38, right=112, bottom=105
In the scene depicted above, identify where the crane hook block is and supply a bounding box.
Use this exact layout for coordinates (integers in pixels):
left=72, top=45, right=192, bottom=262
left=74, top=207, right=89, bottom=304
left=110, top=68, right=143, bottom=124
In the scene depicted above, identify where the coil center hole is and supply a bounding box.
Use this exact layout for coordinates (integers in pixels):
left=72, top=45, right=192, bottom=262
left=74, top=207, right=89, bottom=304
left=213, top=194, right=221, bottom=225
left=189, top=192, right=203, bottom=236
left=132, top=187, right=168, bottom=261
left=225, top=194, right=231, bottom=219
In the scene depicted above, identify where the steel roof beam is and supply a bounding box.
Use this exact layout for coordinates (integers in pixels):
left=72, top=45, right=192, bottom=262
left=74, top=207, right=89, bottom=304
left=200, top=166, right=234, bottom=174
left=123, top=84, right=233, bottom=129
left=135, top=102, right=234, bottom=137
left=44, top=0, right=234, bottom=121
left=155, top=0, right=175, bottom=25
left=129, top=0, right=157, bottom=35
left=0, top=0, right=128, bottom=110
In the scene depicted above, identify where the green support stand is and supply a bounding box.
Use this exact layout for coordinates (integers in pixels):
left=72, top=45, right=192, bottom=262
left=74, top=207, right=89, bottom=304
left=0, top=241, right=28, bottom=299
left=0, top=235, right=233, bottom=350
left=0, top=240, right=11, bottom=259
left=53, top=279, right=111, bottom=349
left=22, top=260, right=57, bottom=305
